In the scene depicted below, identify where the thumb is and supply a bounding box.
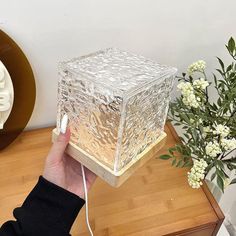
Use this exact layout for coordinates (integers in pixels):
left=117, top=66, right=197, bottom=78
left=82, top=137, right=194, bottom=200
left=48, top=128, right=71, bottom=163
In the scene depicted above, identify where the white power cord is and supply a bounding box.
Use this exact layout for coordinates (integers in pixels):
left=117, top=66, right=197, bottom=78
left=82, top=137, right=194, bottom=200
left=81, top=164, right=94, bottom=236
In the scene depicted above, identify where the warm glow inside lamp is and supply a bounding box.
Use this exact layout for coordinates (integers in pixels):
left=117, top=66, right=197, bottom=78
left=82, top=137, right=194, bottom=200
left=52, top=48, right=177, bottom=187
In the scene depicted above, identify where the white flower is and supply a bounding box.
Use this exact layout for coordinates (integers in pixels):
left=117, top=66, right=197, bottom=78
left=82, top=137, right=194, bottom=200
left=177, top=82, right=200, bottom=108
left=203, top=126, right=211, bottom=138
left=205, top=141, right=222, bottom=157
left=190, top=118, right=195, bottom=124
left=188, top=159, right=208, bottom=189
left=213, top=124, right=230, bottom=138
left=193, top=78, right=209, bottom=90
left=187, top=60, right=206, bottom=75
left=203, top=126, right=211, bottom=133
left=182, top=93, right=200, bottom=108
left=177, top=82, right=194, bottom=96
left=221, top=138, right=236, bottom=151
left=198, top=118, right=203, bottom=124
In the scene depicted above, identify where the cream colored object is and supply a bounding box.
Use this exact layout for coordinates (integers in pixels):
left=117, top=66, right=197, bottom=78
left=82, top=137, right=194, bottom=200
left=52, top=128, right=167, bottom=187
left=60, top=114, right=68, bottom=134
left=0, top=61, right=14, bottom=129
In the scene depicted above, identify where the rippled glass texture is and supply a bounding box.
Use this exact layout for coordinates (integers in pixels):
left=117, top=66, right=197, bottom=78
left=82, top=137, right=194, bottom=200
left=56, top=48, right=177, bottom=172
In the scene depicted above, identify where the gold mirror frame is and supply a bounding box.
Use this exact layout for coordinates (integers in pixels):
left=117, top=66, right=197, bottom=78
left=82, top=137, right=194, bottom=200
left=0, top=30, right=36, bottom=150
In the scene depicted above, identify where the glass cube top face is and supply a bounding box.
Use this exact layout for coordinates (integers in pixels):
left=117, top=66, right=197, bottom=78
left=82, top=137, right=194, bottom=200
left=60, top=48, right=177, bottom=94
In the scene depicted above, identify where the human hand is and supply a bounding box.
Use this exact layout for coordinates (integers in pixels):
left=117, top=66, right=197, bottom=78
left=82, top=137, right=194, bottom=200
left=43, top=128, right=97, bottom=199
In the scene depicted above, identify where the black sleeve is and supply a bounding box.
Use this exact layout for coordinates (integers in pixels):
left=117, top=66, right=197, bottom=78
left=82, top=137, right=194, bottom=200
left=0, top=176, right=85, bottom=236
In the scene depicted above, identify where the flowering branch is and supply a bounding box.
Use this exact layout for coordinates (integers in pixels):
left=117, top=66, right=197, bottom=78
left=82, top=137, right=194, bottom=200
left=160, top=37, right=236, bottom=192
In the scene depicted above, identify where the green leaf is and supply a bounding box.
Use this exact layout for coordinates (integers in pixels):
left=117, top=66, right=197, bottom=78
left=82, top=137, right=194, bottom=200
left=216, top=168, right=225, bottom=179
left=216, top=160, right=225, bottom=170
left=160, top=154, right=172, bottom=160
left=192, top=129, right=198, bottom=142
left=213, top=103, right=218, bottom=110
left=227, top=164, right=235, bottom=171
left=217, top=57, right=225, bottom=72
left=168, top=147, right=177, bottom=155
left=213, top=74, right=218, bottom=87
left=230, top=178, right=236, bottom=184
left=228, top=157, right=236, bottom=163
left=199, top=125, right=204, bottom=135
left=229, top=72, right=236, bottom=79
left=183, top=160, right=192, bottom=167
left=176, top=144, right=182, bottom=153
left=226, top=64, right=232, bottom=72
left=174, top=122, right=181, bottom=126
left=217, top=175, right=224, bottom=192
left=183, top=133, right=190, bottom=139
left=211, top=172, right=216, bottom=181
left=222, top=169, right=230, bottom=179
left=216, top=69, right=224, bottom=76
left=223, top=107, right=229, bottom=114
left=179, top=113, right=190, bottom=124
left=176, top=160, right=183, bottom=167
left=172, top=159, right=177, bottom=166
left=205, top=163, right=214, bottom=173
left=228, top=37, right=235, bottom=54
left=219, top=79, right=228, bottom=85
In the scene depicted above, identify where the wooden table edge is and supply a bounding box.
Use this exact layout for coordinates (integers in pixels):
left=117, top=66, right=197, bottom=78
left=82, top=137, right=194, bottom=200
left=164, top=222, right=217, bottom=236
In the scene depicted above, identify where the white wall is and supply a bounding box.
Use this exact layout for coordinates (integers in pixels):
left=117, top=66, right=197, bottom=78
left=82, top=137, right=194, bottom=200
left=1, top=0, right=236, bottom=129
left=1, top=0, right=236, bottom=231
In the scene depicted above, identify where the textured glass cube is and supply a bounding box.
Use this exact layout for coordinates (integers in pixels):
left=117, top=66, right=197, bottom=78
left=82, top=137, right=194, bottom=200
left=56, top=48, right=177, bottom=172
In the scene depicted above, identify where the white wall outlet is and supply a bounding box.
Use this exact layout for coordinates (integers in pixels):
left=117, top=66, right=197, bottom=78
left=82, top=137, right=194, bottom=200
left=0, top=61, right=14, bottom=129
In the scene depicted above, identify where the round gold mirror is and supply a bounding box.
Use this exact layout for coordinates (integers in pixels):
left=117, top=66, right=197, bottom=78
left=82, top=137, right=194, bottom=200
left=0, top=30, right=36, bottom=150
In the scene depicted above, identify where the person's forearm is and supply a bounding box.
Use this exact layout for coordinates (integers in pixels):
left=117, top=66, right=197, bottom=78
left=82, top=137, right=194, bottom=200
left=0, top=176, right=85, bottom=236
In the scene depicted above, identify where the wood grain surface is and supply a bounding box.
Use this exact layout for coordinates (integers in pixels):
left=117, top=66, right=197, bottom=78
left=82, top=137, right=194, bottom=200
left=0, top=124, right=224, bottom=235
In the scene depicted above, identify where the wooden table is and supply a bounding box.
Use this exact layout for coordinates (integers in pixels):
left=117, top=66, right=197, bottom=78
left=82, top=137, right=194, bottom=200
left=0, top=124, right=224, bottom=235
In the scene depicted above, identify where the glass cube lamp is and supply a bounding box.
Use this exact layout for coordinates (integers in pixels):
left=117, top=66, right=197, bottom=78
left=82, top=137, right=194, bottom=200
left=53, top=48, right=177, bottom=187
